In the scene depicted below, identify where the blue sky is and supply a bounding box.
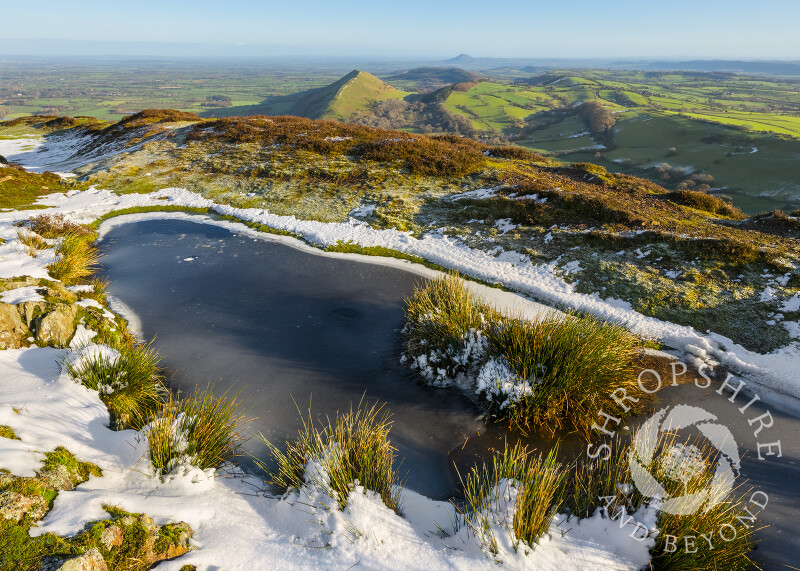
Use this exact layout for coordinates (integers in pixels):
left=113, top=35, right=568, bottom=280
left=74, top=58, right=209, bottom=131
left=2, top=0, right=799, bottom=59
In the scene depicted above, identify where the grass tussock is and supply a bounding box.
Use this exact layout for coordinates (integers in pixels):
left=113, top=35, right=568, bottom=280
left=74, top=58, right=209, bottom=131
left=459, top=442, right=565, bottom=553
left=259, top=402, right=401, bottom=512
left=146, top=388, right=250, bottom=476
left=560, top=430, right=757, bottom=570
left=64, top=340, right=165, bottom=429
left=485, top=314, right=645, bottom=437
left=47, top=232, right=100, bottom=285
left=403, top=275, right=644, bottom=436
left=403, top=274, right=500, bottom=381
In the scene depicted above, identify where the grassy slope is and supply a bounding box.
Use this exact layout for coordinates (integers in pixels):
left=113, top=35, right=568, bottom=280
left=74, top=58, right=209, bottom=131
left=3, top=111, right=799, bottom=353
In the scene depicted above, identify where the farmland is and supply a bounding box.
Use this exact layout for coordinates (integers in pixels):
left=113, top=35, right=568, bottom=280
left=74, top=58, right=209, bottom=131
left=2, top=58, right=800, bottom=212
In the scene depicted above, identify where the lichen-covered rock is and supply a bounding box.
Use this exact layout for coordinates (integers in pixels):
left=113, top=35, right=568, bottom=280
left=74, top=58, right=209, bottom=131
left=0, top=302, right=29, bottom=349
left=18, top=299, right=48, bottom=326
left=39, top=464, right=77, bottom=491
left=48, top=548, right=108, bottom=571
left=34, top=305, right=77, bottom=346
left=0, top=490, right=48, bottom=522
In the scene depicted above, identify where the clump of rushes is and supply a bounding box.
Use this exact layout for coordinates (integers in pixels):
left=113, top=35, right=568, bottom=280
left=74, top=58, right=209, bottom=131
left=644, top=432, right=758, bottom=571
left=563, top=436, right=643, bottom=520
left=146, top=388, right=250, bottom=476
left=459, top=442, right=565, bottom=554
left=402, top=275, right=645, bottom=436
left=562, top=430, right=758, bottom=570
left=64, top=340, right=165, bottom=429
left=403, top=274, right=500, bottom=384
left=259, top=402, right=401, bottom=512
left=484, top=314, right=645, bottom=437
left=47, top=231, right=100, bottom=285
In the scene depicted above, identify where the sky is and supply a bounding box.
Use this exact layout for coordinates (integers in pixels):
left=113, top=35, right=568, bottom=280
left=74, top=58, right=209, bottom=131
left=1, top=0, right=799, bottom=60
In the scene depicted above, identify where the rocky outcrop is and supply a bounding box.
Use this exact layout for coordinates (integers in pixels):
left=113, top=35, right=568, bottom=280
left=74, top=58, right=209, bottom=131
left=0, top=303, right=28, bottom=349
left=33, top=305, right=77, bottom=346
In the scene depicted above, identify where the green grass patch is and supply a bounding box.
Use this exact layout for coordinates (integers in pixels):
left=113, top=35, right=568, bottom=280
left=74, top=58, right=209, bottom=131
left=41, top=447, right=102, bottom=482
left=259, top=401, right=401, bottom=513
left=325, top=241, right=425, bottom=263
left=0, top=425, right=19, bottom=440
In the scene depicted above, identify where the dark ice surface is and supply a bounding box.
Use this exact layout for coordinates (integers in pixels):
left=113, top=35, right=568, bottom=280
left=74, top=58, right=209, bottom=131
left=100, top=216, right=800, bottom=568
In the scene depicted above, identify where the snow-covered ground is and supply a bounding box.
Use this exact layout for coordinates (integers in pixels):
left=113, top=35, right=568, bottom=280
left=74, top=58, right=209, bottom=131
left=0, top=133, right=797, bottom=568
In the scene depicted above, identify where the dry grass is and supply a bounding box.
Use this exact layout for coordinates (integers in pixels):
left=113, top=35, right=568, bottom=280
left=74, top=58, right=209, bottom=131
left=47, top=232, right=100, bottom=285
left=458, top=442, right=566, bottom=553
left=259, top=401, right=401, bottom=512
left=485, top=314, right=645, bottom=437
left=146, top=388, right=251, bottom=476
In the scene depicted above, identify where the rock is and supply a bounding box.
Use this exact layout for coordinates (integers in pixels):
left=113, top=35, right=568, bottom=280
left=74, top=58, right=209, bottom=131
left=34, top=305, right=77, bottom=346
left=100, top=525, right=123, bottom=550
left=0, top=490, right=48, bottom=522
left=49, top=549, right=108, bottom=571
left=18, top=300, right=48, bottom=326
left=0, top=277, right=39, bottom=293
left=0, top=303, right=29, bottom=349
left=39, top=464, right=76, bottom=491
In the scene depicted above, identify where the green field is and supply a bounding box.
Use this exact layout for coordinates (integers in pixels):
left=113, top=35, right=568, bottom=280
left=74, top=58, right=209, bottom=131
left=3, top=60, right=800, bottom=212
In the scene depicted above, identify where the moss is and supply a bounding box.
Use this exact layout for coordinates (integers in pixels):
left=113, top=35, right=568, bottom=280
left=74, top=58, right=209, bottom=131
left=325, top=241, right=425, bottom=263
left=0, top=425, right=19, bottom=440
left=42, top=447, right=102, bottom=482
left=0, top=519, right=76, bottom=571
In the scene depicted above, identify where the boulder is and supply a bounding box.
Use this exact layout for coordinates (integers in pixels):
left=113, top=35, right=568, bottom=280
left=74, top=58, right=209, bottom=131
left=34, top=305, right=77, bottom=346
left=0, top=303, right=29, bottom=349
left=46, top=549, right=108, bottom=571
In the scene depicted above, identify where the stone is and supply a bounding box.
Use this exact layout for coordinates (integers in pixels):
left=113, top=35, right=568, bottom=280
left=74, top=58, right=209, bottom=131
left=0, top=302, right=29, bottom=349
left=51, top=548, right=108, bottom=571
left=0, top=490, right=48, bottom=522
left=34, top=305, right=77, bottom=346
left=39, top=465, right=75, bottom=491
left=18, top=299, right=48, bottom=326
left=99, top=525, right=123, bottom=550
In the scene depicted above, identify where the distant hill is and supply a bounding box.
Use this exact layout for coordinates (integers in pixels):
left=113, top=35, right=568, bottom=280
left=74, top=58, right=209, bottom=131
left=287, top=70, right=408, bottom=121
left=445, top=54, right=475, bottom=64
left=206, top=70, right=408, bottom=121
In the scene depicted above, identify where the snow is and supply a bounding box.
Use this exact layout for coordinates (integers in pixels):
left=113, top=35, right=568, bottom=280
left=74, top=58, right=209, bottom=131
left=449, top=188, right=497, bottom=201
left=781, top=295, right=800, bottom=313
left=1, top=131, right=800, bottom=567
left=0, top=345, right=654, bottom=570
left=1, top=180, right=797, bottom=411
left=494, top=218, right=517, bottom=233
left=0, top=285, right=45, bottom=304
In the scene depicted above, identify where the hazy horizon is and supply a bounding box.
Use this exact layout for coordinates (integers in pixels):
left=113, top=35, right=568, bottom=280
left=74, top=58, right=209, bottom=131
left=2, top=0, right=799, bottom=60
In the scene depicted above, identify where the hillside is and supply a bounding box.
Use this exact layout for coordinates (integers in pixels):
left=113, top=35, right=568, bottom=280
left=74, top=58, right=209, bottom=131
left=2, top=110, right=799, bottom=358
left=289, top=69, right=409, bottom=121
